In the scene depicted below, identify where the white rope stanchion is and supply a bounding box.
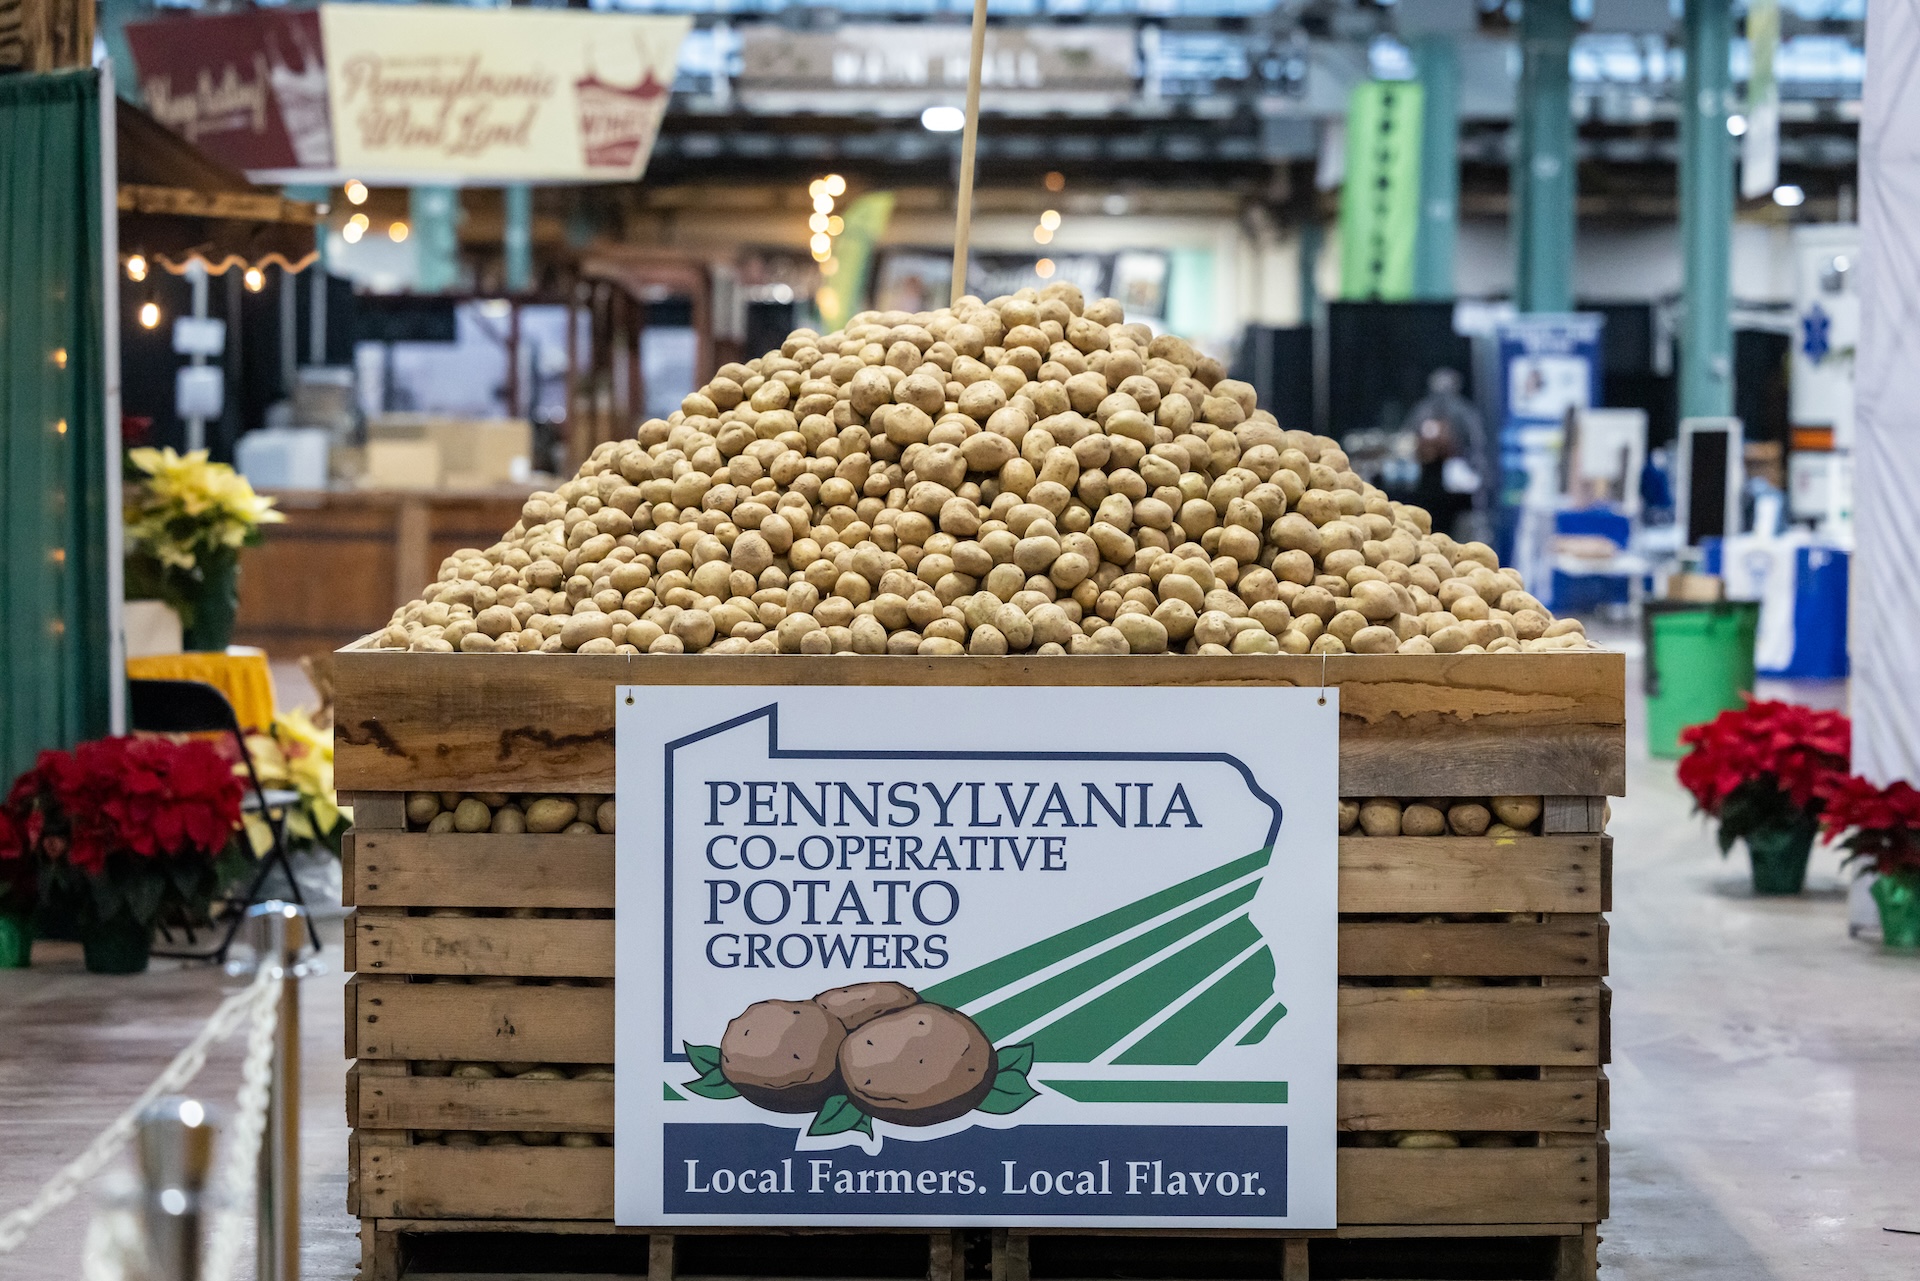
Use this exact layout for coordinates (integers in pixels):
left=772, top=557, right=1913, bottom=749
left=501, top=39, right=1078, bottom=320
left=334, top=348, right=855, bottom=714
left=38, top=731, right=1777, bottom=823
left=202, top=976, right=281, bottom=1281
left=0, top=967, right=277, bottom=1258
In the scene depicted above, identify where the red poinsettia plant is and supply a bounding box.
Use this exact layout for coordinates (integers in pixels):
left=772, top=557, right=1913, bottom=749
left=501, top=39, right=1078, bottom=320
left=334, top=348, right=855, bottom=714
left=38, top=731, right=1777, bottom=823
left=1817, top=775, right=1920, bottom=878
left=0, top=735, right=249, bottom=930
left=1677, top=699, right=1851, bottom=853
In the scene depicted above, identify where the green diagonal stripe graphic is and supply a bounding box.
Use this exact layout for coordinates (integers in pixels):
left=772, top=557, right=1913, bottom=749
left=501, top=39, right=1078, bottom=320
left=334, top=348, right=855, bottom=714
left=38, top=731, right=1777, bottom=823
left=1026, top=915, right=1264, bottom=1063
left=921, top=848, right=1271, bottom=1010
left=1040, top=1080, right=1289, bottom=1104
left=969, top=881, right=1261, bottom=1044
left=1237, top=999, right=1290, bottom=1047
left=1116, top=947, right=1282, bottom=1065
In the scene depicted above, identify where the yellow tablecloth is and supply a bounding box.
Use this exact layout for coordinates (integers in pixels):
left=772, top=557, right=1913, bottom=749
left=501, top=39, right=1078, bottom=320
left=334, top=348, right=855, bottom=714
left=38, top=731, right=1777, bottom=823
left=126, top=647, right=277, bottom=732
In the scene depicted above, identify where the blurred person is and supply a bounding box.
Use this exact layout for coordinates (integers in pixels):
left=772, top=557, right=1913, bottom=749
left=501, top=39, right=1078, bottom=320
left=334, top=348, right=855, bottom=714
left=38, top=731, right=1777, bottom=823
left=1403, top=368, right=1485, bottom=539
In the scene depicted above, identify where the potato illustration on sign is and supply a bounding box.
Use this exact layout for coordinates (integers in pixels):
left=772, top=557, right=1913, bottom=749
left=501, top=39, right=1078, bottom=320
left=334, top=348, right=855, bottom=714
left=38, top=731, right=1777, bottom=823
left=684, top=982, right=1037, bottom=1139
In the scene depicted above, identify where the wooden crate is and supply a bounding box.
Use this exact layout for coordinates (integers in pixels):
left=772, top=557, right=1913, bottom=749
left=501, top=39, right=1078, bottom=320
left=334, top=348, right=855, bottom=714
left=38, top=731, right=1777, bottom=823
left=336, top=650, right=1621, bottom=1281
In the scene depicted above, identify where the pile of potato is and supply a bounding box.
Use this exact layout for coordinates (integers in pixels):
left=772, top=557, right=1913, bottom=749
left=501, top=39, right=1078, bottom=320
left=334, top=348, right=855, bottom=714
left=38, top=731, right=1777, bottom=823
left=1339, top=795, right=1545, bottom=838
left=404, top=791, right=613, bottom=835
left=369, top=286, right=1592, bottom=657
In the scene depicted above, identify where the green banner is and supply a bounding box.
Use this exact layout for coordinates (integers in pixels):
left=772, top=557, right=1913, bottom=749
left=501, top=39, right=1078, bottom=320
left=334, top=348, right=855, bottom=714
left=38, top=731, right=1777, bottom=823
left=817, top=191, right=893, bottom=333
left=1338, top=80, right=1425, bottom=301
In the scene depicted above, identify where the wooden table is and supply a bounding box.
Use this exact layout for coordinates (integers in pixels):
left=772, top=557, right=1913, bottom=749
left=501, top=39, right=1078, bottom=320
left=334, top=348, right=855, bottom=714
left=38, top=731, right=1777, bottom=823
left=234, top=488, right=529, bottom=659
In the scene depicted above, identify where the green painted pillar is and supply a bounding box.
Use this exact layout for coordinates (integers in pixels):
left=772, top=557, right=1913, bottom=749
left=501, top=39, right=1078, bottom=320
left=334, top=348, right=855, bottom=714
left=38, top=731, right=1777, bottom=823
left=411, top=186, right=462, bottom=294
left=1413, top=35, right=1460, bottom=300
left=504, top=184, right=533, bottom=294
left=1514, top=0, right=1576, bottom=313
left=1299, top=217, right=1322, bottom=324
left=1681, top=0, right=1735, bottom=416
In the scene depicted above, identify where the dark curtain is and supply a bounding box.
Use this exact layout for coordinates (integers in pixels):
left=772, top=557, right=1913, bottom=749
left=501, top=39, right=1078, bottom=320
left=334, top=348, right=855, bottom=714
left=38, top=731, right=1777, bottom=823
left=0, top=69, right=112, bottom=786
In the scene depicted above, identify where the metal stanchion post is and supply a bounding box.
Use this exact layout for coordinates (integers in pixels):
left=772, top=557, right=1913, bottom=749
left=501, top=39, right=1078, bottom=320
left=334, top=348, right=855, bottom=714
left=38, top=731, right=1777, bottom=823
left=137, top=1097, right=216, bottom=1281
left=246, top=902, right=310, bottom=1281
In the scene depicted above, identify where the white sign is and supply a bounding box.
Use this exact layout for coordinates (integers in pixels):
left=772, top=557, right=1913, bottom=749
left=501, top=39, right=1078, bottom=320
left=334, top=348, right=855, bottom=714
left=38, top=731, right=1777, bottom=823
left=615, top=685, right=1339, bottom=1229
left=319, top=5, right=689, bottom=183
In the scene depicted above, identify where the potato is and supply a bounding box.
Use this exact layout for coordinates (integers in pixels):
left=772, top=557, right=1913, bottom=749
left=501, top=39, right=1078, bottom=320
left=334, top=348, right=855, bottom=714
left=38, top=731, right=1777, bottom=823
left=1358, top=798, right=1403, bottom=837
left=1400, top=803, right=1446, bottom=836
left=595, top=800, right=617, bottom=834
left=1338, top=799, right=1360, bottom=833
left=525, top=797, right=579, bottom=833
left=405, top=792, right=442, bottom=825
left=1392, top=1131, right=1461, bottom=1149
left=1446, top=802, right=1492, bottom=836
left=839, top=1004, right=996, bottom=1126
left=490, top=805, right=527, bottom=834
left=1490, top=795, right=1543, bottom=830
left=374, top=298, right=1579, bottom=660
left=426, top=811, right=456, bottom=835
left=719, top=1000, right=846, bottom=1112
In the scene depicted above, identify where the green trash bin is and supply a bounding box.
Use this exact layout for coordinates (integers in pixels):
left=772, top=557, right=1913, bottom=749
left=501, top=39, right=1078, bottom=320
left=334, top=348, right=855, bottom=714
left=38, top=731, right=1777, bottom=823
left=1644, top=600, right=1760, bottom=759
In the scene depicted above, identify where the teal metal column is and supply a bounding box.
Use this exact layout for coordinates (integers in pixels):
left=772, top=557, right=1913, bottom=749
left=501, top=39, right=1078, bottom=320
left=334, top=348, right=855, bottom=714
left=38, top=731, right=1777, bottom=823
left=1413, top=35, right=1460, bottom=300
left=411, top=186, right=461, bottom=294
left=1681, top=0, right=1735, bottom=416
left=504, top=184, right=533, bottom=294
left=1299, top=216, right=1322, bottom=324
left=1514, top=0, right=1575, bottom=312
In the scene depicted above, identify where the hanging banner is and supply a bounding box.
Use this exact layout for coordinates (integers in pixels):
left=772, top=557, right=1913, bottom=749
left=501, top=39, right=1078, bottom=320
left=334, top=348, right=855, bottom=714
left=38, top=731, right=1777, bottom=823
left=125, top=6, right=689, bottom=184
left=614, top=686, right=1339, bottom=1229
left=1338, top=80, right=1425, bottom=301
left=1495, top=314, right=1606, bottom=603
left=1741, top=0, right=1781, bottom=200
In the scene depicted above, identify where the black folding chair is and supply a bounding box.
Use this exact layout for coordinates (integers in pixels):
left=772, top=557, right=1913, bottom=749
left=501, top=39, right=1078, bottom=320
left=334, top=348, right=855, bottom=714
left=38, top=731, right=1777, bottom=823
left=127, top=677, right=314, bottom=962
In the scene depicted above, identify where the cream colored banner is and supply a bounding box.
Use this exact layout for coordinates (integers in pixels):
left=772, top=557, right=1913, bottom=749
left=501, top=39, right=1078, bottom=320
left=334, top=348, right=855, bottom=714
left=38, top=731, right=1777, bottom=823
left=319, top=5, right=688, bottom=182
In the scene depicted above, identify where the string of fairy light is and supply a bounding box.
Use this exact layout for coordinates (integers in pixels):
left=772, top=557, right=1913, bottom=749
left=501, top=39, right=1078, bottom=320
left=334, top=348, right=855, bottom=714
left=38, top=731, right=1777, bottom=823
left=808, top=174, right=848, bottom=318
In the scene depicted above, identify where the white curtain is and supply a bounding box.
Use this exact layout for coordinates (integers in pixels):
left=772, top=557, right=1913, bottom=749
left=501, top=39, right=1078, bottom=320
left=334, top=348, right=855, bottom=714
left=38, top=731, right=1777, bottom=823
left=1855, top=0, right=1920, bottom=784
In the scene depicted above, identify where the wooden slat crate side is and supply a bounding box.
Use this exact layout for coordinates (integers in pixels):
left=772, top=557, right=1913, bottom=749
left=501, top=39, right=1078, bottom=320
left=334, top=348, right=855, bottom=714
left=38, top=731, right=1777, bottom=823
left=1337, top=1078, right=1598, bottom=1133
left=1336, top=1146, right=1602, bottom=1225
left=354, top=912, right=615, bottom=978
left=352, top=832, right=614, bottom=909
left=345, top=832, right=1603, bottom=916
left=349, top=1070, right=1592, bottom=1137
left=353, top=980, right=1595, bottom=1067
left=352, top=913, right=1598, bottom=981
left=355, top=1141, right=615, bottom=1219
left=349, top=1143, right=1599, bottom=1226
left=1541, top=797, right=1607, bottom=835
left=1338, top=837, right=1606, bottom=914
left=1337, top=918, right=1603, bottom=976
left=333, top=651, right=1626, bottom=798
left=1338, top=986, right=1603, bottom=1066
left=345, top=791, right=408, bottom=831
left=351, top=1066, right=614, bottom=1132
left=353, top=982, right=616, bottom=1063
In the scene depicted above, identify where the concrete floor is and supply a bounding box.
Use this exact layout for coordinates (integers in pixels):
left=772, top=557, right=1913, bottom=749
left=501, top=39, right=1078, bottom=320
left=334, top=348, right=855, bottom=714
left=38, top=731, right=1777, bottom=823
left=2, top=672, right=1917, bottom=1279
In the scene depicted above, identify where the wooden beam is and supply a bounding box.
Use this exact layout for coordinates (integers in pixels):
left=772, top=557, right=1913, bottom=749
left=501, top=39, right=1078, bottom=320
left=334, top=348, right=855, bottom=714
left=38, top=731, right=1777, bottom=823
left=117, top=183, right=321, bottom=225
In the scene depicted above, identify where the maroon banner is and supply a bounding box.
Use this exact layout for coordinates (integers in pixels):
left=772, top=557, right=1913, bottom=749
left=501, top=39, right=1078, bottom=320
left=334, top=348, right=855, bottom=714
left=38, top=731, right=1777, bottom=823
left=126, top=10, right=333, bottom=174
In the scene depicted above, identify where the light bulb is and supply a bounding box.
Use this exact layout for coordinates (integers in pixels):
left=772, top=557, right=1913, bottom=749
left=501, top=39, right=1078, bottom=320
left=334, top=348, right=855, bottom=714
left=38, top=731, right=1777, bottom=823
left=827, top=215, right=844, bottom=236
left=1035, top=258, right=1056, bottom=279
left=1034, top=226, right=1054, bottom=245
left=809, top=212, right=830, bottom=233
left=389, top=221, right=410, bottom=242
left=341, top=221, right=364, bottom=244
left=824, top=174, right=846, bottom=197
left=126, top=254, right=148, bottom=282
left=345, top=179, right=369, bottom=205
left=810, top=232, right=832, bottom=255
left=1773, top=184, right=1806, bottom=207
left=921, top=105, right=965, bottom=132
left=813, top=192, right=834, bottom=214
left=138, top=301, right=161, bottom=328
left=809, top=179, right=827, bottom=198
left=1044, top=171, right=1066, bottom=192
left=1040, top=209, right=1061, bottom=230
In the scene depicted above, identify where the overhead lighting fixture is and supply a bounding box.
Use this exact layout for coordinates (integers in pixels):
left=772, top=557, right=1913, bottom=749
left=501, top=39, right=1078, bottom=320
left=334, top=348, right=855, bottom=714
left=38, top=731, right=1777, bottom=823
left=1045, top=171, right=1066, bottom=193
left=1035, top=258, right=1056, bottom=279
left=389, top=220, right=410, bottom=242
left=126, top=254, right=148, bottom=282
left=138, top=301, right=161, bottom=328
left=1040, top=209, right=1061, bottom=231
left=345, top=179, right=369, bottom=205
left=1727, top=114, right=1748, bottom=137
left=1773, top=184, right=1806, bottom=207
left=244, top=267, right=265, bottom=292
left=921, top=105, right=966, bottom=133
left=824, top=174, right=846, bottom=197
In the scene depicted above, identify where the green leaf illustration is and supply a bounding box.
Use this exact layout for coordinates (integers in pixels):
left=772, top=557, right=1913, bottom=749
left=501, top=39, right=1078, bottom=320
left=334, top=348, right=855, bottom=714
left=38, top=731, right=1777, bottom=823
left=996, top=1042, right=1035, bottom=1076
left=807, top=1094, right=873, bottom=1137
left=680, top=1043, right=739, bottom=1099
left=977, top=1065, right=1040, bottom=1115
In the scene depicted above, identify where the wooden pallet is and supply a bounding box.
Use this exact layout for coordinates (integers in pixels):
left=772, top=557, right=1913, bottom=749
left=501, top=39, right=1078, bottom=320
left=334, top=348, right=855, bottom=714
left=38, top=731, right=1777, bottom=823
left=336, top=650, right=1621, bottom=1281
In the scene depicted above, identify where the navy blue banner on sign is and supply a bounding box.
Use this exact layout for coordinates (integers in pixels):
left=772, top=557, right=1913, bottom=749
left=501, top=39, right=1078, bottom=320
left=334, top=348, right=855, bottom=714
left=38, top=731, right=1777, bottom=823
left=663, top=1124, right=1287, bottom=1218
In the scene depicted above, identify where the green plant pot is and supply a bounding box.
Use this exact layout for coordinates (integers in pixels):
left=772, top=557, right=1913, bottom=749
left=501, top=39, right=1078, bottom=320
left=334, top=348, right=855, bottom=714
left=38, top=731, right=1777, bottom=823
left=80, top=917, right=152, bottom=974
left=184, top=548, right=239, bottom=652
left=1871, top=872, right=1920, bottom=950
left=1746, top=822, right=1817, bottom=895
left=0, top=913, right=32, bottom=968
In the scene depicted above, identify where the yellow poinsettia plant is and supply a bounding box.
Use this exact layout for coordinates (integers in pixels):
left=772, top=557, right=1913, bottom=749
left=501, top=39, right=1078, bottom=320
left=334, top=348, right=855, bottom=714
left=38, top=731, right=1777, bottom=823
left=124, top=448, right=284, bottom=628
left=242, top=709, right=352, bottom=858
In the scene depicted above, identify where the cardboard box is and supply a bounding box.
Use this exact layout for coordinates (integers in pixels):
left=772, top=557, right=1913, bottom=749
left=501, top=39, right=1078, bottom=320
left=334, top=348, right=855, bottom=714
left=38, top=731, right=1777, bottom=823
left=364, top=439, right=444, bottom=491
left=367, top=415, right=531, bottom=490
